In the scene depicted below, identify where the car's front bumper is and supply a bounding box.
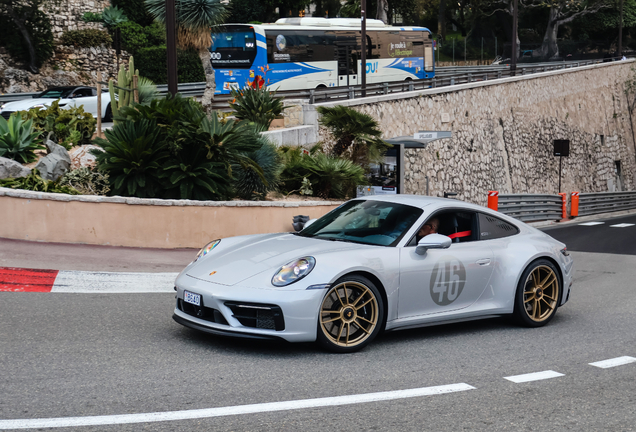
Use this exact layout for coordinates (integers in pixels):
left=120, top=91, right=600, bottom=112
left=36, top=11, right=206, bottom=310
left=173, top=274, right=327, bottom=343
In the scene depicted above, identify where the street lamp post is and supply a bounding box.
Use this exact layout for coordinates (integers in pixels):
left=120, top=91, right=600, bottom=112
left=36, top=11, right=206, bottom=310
left=166, top=0, right=178, bottom=97
left=361, top=0, right=367, bottom=97
left=619, top=0, right=624, bottom=57
left=511, top=0, right=518, bottom=76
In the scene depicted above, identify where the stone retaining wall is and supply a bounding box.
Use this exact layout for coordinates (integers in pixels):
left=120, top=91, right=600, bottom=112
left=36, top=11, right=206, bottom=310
left=0, top=188, right=341, bottom=249
left=314, top=61, right=636, bottom=206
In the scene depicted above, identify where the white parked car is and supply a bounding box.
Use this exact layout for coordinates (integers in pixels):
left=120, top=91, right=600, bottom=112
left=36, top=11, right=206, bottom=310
left=173, top=195, right=574, bottom=353
left=0, top=86, right=112, bottom=121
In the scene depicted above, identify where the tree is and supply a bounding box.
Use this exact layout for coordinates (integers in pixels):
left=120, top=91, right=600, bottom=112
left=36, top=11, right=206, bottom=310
left=145, top=0, right=228, bottom=108
left=534, top=0, right=612, bottom=59
left=0, top=0, right=53, bottom=73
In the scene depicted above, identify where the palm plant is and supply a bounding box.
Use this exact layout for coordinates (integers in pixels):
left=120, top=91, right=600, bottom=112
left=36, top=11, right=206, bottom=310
left=317, top=105, right=391, bottom=167
left=232, top=136, right=282, bottom=200
left=0, top=112, right=45, bottom=164
left=145, top=0, right=228, bottom=108
left=229, top=85, right=287, bottom=129
left=91, top=119, right=167, bottom=197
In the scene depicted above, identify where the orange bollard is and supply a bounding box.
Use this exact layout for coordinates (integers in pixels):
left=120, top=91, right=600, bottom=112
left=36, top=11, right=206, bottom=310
left=558, top=192, right=567, bottom=220
left=487, top=191, right=499, bottom=211
left=570, top=192, right=579, bottom=217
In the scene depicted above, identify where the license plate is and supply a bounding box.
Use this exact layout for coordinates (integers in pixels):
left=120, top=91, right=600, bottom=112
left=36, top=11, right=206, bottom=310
left=183, top=290, right=201, bottom=306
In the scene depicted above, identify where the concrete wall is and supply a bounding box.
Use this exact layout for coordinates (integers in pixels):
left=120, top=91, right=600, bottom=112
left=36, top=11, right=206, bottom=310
left=0, top=188, right=341, bottom=249
left=311, top=61, right=636, bottom=206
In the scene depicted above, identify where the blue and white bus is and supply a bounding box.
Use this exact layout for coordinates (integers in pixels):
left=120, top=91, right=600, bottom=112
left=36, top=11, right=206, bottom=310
left=210, top=17, right=435, bottom=94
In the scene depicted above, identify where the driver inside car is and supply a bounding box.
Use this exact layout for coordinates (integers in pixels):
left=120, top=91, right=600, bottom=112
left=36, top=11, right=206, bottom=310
left=416, top=217, right=439, bottom=242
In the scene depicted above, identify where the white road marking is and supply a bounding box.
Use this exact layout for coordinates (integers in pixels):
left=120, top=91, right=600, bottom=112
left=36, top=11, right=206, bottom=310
left=589, top=356, right=636, bottom=369
left=609, top=223, right=635, bottom=228
left=578, top=222, right=604, bottom=226
left=504, top=370, right=564, bottom=383
left=0, top=383, right=475, bottom=430
left=51, top=271, right=178, bottom=293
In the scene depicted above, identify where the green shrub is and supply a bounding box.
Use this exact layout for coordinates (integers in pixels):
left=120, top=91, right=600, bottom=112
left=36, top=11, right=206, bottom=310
left=0, top=169, right=80, bottom=194
left=0, top=6, right=54, bottom=68
left=92, top=119, right=167, bottom=197
left=60, top=29, right=112, bottom=48
left=232, top=137, right=282, bottom=200
left=81, top=12, right=103, bottom=23
left=278, top=145, right=365, bottom=199
left=229, top=85, right=287, bottom=129
left=116, top=21, right=146, bottom=54
left=59, top=167, right=110, bottom=196
left=136, top=46, right=205, bottom=84
left=144, top=22, right=167, bottom=46
left=102, top=6, right=128, bottom=28
left=0, top=112, right=45, bottom=164
left=23, top=100, right=96, bottom=149
left=112, top=0, right=154, bottom=26
left=95, top=95, right=265, bottom=200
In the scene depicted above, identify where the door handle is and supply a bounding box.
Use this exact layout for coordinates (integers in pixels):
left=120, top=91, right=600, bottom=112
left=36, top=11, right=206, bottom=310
left=476, top=258, right=491, bottom=266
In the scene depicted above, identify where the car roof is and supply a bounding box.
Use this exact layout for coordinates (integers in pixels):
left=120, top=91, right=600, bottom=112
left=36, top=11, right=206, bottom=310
left=354, top=194, right=487, bottom=211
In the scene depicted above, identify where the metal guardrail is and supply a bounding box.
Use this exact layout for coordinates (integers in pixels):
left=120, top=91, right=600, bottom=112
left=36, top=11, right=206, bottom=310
left=1, top=59, right=607, bottom=108
left=498, top=194, right=563, bottom=222
left=577, top=191, right=636, bottom=216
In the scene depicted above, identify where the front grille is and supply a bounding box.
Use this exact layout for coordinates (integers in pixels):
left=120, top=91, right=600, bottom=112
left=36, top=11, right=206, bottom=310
left=1, top=111, right=14, bottom=120
left=177, top=298, right=228, bottom=325
left=225, top=302, right=285, bottom=331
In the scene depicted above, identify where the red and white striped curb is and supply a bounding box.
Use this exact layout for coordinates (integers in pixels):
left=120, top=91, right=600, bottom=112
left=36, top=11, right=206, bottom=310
left=0, top=267, right=178, bottom=293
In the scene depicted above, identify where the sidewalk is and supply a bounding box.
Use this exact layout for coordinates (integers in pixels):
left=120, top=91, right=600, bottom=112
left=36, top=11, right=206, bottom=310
left=0, top=237, right=196, bottom=273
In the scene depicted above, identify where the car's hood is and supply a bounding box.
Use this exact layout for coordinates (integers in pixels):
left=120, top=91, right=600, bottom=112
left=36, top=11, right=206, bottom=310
left=1, top=98, right=67, bottom=112
left=185, top=233, right=362, bottom=286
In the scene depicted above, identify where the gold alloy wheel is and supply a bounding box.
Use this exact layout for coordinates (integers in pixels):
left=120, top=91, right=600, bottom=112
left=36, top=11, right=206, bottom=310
left=319, top=281, right=379, bottom=348
left=522, top=265, right=559, bottom=322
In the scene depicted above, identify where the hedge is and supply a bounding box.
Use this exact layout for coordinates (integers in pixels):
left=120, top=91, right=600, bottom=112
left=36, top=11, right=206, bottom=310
left=136, top=46, right=205, bottom=84
left=60, top=29, right=112, bottom=48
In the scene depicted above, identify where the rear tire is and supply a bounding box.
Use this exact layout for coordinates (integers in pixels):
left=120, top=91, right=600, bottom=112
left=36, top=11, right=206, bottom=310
left=103, top=103, right=112, bottom=122
left=513, top=259, right=561, bottom=327
left=317, top=275, right=384, bottom=353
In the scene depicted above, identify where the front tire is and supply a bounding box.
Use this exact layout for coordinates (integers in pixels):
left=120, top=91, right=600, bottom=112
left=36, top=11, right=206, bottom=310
left=513, top=259, right=561, bottom=327
left=317, top=275, right=384, bottom=353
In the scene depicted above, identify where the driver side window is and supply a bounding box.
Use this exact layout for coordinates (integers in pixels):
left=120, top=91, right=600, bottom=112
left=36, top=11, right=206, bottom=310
left=407, top=210, right=478, bottom=246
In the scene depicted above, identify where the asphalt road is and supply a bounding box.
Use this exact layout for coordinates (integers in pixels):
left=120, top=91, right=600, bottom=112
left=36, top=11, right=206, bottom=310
left=1, top=214, right=635, bottom=431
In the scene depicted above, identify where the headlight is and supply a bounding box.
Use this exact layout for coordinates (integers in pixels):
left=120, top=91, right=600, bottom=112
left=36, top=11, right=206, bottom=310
left=31, top=104, right=45, bottom=109
left=194, top=239, right=221, bottom=262
left=272, top=256, right=316, bottom=287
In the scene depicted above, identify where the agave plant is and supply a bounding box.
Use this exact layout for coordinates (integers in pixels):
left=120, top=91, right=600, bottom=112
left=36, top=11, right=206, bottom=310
left=0, top=112, right=45, bottom=164
left=229, top=85, right=287, bottom=129
left=145, top=0, right=228, bottom=106
left=91, top=119, right=167, bottom=197
left=102, top=6, right=128, bottom=28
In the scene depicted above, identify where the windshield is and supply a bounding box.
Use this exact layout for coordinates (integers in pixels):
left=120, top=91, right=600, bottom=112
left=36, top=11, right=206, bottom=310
left=298, top=200, right=423, bottom=246
left=210, top=25, right=257, bottom=69
left=37, top=88, right=75, bottom=98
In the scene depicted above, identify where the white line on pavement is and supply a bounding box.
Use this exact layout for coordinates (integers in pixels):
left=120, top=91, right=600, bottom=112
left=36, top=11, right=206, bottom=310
left=504, top=370, right=565, bottom=383
left=578, top=222, right=604, bottom=226
left=0, top=383, right=476, bottom=430
left=609, top=223, right=635, bottom=228
left=51, top=271, right=178, bottom=293
left=589, top=356, right=636, bottom=369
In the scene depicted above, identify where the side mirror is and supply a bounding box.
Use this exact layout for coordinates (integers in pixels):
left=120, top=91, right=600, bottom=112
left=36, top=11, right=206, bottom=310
left=415, top=233, right=452, bottom=255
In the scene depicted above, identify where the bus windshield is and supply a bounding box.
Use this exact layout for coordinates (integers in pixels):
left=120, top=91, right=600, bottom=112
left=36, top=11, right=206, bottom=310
left=210, top=25, right=256, bottom=69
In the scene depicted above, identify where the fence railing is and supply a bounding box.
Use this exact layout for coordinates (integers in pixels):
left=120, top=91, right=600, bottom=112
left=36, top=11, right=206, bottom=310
left=576, top=191, right=636, bottom=216
left=496, top=194, right=564, bottom=222
left=0, top=59, right=608, bottom=109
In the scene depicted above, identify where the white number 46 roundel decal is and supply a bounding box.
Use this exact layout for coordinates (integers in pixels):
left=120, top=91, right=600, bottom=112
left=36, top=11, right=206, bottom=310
left=430, top=257, right=466, bottom=306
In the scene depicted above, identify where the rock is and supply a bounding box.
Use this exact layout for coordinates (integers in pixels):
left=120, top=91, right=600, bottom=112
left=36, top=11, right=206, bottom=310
left=69, top=145, right=101, bottom=169
left=35, top=139, right=71, bottom=181
left=0, top=157, right=31, bottom=179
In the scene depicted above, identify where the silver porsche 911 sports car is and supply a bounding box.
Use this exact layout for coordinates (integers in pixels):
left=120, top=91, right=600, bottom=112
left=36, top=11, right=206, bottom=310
left=173, top=195, right=574, bottom=353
